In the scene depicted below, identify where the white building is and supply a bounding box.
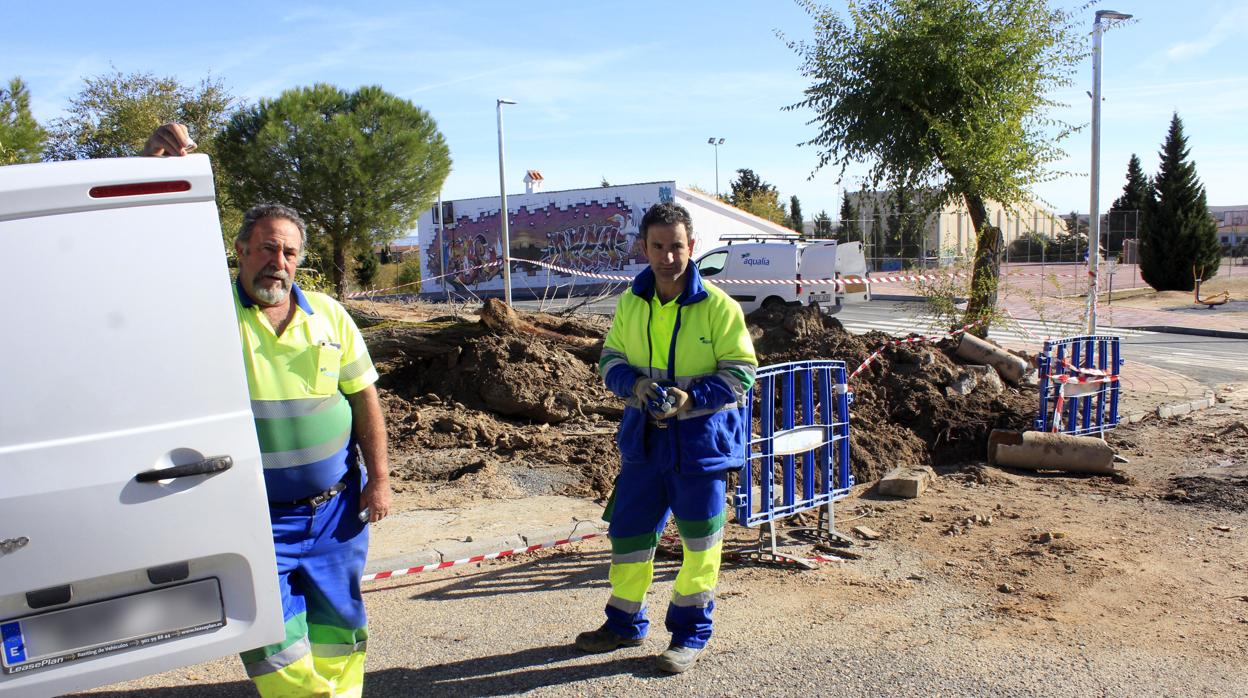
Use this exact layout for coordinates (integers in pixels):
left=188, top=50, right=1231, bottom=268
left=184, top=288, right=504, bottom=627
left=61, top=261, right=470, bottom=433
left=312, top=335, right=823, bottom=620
left=411, top=181, right=796, bottom=296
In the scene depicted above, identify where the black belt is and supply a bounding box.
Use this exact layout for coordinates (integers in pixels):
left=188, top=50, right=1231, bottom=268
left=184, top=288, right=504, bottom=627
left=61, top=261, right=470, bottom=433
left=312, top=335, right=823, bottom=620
left=271, top=480, right=347, bottom=508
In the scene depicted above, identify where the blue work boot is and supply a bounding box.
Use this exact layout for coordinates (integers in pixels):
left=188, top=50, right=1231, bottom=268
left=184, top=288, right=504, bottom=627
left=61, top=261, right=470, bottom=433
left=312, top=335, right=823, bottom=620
left=655, top=643, right=705, bottom=673
left=574, top=625, right=645, bottom=653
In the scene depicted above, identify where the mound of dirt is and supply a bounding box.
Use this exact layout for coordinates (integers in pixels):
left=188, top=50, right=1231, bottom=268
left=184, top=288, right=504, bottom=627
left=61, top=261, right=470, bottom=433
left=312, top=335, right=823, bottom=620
left=748, top=305, right=1036, bottom=482
left=364, top=301, right=1035, bottom=500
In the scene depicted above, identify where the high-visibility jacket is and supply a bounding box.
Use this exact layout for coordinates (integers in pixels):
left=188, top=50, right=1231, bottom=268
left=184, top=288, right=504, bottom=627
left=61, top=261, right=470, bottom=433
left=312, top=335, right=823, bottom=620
left=599, top=264, right=757, bottom=474
left=233, top=280, right=378, bottom=501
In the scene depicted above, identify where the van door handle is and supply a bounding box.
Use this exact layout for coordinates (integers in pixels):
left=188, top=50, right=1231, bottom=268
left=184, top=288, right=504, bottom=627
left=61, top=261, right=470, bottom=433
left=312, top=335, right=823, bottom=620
left=135, top=456, right=233, bottom=482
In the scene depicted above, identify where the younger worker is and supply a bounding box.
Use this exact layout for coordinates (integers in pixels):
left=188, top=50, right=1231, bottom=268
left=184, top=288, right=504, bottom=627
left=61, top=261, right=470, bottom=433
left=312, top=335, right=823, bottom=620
left=144, top=124, right=392, bottom=698
left=578, top=201, right=757, bottom=673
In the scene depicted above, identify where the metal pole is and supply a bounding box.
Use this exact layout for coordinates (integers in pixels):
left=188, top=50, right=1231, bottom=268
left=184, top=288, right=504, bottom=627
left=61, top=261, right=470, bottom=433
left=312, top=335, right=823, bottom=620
left=437, top=192, right=448, bottom=301
left=497, top=98, right=516, bottom=306
left=708, top=138, right=725, bottom=199
left=1086, top=10, right=1132, bottom=332
left=1086, top=15, right=1104, bottom=333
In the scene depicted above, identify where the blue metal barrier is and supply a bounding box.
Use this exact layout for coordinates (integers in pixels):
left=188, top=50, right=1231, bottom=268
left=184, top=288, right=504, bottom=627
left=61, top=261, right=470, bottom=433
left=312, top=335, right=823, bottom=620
left=1035, top=335, right=1123, bottom=436
left=733, top=360, right=854, bottom=532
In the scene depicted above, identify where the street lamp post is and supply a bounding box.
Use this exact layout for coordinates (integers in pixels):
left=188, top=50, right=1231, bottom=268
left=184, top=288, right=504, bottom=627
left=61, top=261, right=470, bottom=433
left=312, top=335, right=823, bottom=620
left=707, top=137, right=725, bottom=198
left=497, top=98, right=517, bottom=306
left=1086, top=9, right=1132, bottom=334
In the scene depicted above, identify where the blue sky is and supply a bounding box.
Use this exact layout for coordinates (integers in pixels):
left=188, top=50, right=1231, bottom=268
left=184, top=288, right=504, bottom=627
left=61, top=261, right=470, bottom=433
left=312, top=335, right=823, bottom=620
left=8, top=0, right=1246, bottom=220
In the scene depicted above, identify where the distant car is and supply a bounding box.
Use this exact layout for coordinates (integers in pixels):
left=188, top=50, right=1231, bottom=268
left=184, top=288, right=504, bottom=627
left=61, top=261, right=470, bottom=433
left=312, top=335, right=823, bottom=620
left=694, top=239, right=870, bottom=314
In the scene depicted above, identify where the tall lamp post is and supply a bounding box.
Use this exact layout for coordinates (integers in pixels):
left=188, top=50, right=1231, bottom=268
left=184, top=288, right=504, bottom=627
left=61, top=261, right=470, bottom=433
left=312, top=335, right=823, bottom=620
left=497, top=98, right=517, bottom=306
left=707, top=137, right=725, bottom=198
left=1086, top=9, right=1132, bottom=334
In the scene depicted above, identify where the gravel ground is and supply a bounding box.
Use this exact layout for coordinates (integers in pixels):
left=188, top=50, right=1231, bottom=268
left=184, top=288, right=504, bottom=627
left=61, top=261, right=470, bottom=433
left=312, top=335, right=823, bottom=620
left=76, top=535, right=1247, bottom=698
left=70, top=388, right=1248, bottom=698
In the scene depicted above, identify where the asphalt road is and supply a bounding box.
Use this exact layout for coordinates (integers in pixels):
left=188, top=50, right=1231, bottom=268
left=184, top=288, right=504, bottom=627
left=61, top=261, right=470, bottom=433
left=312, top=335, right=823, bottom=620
left=832, top=301, right=1247, bottom=388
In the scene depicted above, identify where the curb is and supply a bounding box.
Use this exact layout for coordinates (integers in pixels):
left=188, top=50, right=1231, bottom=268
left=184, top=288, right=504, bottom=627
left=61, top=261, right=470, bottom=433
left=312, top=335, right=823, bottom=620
left=1128, top=326, right=1248, bottom=340
left=363, top=520, right=608, bottom=578
left=1121, top=392, right=1218, bottom=424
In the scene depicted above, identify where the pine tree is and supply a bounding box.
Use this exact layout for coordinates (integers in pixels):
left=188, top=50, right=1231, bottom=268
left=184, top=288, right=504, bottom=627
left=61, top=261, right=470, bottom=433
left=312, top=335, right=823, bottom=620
left=814, top=210, right=834, bottom=236
left=870, top=200, right=885, bottom=262
left=1140, top=113, right=1220, bottom=291
left=788, top=195, right=804, bottom=232
left=838, top=191, right=860, bottom=242
left=1106, top=154, right=1151, bottom=257
left=0, top=77, right=47, bottom=164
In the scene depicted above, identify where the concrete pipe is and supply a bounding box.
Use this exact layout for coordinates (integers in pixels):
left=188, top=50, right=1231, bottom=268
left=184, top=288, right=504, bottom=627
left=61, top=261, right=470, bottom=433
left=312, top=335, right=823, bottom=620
left=988, top=429, right=1116, bottom=474
left=956, top=333, right=1029, bottom=385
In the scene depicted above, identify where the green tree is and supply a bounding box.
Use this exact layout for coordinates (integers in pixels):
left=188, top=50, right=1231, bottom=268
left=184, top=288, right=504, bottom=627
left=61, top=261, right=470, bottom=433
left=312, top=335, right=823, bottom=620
left=838, top=191, right=860, bottom=242
left=788, top=195, right=804, bottom=232
left=739, top=190, right=789, bottom=226
left=600, top=177, right=610, bottom=187
left=869, top=200, right=885, bottom=261
left=217, top=84, right=451, bottom=298
left=728, top=168, right=772, bottom=207
left=0, top=77, right=46, bottom=164
left=1140, top=113, right=1220, bottom=290
left=355, top=250, right=380, bottom=289
left=43, top=69, right=239, bottom=242
left=814, top=209, right=834, bottom=236
left=785, top=0, right=1085, bottom=335
left=45, top=69, right=234, bottom=161
left=1106, top=153, right=1151, bottom=255
left=728, top=168, right=788, bottom=225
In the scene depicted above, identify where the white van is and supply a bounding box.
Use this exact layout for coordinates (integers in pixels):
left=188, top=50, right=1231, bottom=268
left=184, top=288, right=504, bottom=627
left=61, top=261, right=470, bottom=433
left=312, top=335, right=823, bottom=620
left=694, top=239, right=871, bottom=314
left=0, top=155, right=283, bottom=697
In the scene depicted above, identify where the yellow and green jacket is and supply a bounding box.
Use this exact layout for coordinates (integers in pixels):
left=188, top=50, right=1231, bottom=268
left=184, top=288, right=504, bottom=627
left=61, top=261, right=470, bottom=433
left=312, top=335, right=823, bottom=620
left=233, top=280, right=378, bottom=502
left=600, top=264, right=757, bottom=473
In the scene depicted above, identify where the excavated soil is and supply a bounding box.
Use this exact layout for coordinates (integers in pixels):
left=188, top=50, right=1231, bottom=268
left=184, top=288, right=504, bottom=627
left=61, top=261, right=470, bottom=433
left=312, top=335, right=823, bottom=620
left=359, top=301, right=1036, bottom=503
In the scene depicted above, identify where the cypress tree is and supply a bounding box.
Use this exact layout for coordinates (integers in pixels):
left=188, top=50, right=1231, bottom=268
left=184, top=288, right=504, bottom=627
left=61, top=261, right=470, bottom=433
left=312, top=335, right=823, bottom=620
left=1106, top=154, right=1151, bottom=257
left=870, top=200, right=886, bottom=261
left=838, top=191, right=860, bottom=242
left=814, top=210, right=834, bottom=236
left=1140, top=113, right=1220, bottom=291
left=789, top=195, right=804, bottom=232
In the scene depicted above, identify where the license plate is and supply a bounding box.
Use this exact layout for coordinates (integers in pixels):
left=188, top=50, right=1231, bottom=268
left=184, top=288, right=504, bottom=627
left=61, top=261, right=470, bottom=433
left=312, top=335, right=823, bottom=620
left=1, top=578, right=224, bottom=675
left=810, top=293, right=832, bottom=303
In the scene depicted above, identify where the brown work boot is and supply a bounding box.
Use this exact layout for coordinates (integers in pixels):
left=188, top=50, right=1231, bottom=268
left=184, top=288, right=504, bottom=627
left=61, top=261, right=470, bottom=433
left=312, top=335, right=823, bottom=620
left=655, top=643, right=705, bottom=673
left=574, top=625, right=644, bottom=653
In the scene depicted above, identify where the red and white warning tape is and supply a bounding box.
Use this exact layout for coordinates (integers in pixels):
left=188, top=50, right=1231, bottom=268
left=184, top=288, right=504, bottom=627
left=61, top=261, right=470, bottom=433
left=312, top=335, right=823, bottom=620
left=848, top=319, right=986, bottom=381
left=360, top=532, right=602, bottom=583
left=346, top=260, right=505, bottom=299
left=346, top=257, right=1107, bottom=299
left=1044, top=359, right=1119, bottom=432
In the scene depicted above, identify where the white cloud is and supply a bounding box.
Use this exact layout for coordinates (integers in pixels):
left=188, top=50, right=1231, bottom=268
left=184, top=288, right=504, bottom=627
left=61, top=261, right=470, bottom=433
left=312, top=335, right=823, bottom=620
left=1165, top=4, right=1248, bottom=61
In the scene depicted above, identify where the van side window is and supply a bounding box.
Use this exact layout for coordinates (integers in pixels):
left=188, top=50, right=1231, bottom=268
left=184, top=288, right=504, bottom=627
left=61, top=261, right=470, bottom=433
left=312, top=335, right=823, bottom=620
left=697, top=251, right=728, bottom=277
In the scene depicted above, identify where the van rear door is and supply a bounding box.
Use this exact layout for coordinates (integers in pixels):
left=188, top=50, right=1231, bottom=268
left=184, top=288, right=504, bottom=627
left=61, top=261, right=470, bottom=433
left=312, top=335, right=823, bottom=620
left=799, top=241, right=839, bottom=309
left=0, top=156, right=282, bottom=697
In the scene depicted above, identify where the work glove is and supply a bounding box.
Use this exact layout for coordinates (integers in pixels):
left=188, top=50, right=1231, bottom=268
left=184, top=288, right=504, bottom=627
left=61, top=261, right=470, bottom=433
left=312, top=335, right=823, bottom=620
left=651, top=387, right=690, bottom=420
left=633, top=376, right=663, bottom=404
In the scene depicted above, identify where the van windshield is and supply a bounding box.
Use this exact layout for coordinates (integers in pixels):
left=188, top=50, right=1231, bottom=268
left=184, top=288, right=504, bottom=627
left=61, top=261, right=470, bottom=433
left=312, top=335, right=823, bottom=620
left=697, top=250, right=728, bottom=276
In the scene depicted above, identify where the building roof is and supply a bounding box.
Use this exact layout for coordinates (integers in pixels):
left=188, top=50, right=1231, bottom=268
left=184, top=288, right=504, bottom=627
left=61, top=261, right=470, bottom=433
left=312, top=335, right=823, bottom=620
left=524, top=170, right=543, bottom=181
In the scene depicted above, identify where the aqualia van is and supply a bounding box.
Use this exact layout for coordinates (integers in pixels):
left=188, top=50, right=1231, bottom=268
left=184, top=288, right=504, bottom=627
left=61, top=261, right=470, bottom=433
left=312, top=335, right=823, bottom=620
left=694, top=236, right=871, bottom=314
left=0, top=155, right=283, bottom=696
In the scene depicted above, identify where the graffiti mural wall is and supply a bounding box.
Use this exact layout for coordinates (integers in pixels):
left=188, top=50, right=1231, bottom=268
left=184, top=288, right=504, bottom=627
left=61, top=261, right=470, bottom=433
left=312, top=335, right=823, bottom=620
left=416, top=182, right=677, bottom=293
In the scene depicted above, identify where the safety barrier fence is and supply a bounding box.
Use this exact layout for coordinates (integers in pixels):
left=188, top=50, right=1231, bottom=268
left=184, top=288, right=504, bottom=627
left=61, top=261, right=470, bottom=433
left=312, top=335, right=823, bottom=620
left=1035, top=335, right=1122, bottom=436
left=728, top=360, right=854, bottom=565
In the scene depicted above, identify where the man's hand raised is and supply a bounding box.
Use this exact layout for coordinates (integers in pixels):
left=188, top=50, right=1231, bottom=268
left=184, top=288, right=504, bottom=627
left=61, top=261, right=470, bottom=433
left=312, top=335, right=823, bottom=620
left=142, top=123, right=196, bottom=157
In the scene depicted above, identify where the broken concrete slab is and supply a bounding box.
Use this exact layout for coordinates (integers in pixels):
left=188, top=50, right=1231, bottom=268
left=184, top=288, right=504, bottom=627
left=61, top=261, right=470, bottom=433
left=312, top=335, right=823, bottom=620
left=963, top=364, right=1005, bottom=395
left=878, top=465, right=937, bottom=498
left=853, top=525, right=882, bottom=540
